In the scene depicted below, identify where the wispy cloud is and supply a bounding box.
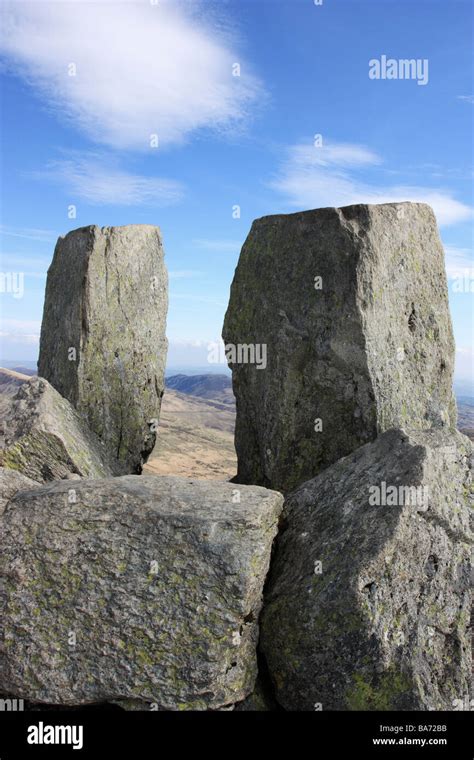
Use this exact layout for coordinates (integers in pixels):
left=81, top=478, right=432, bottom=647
left=283, top=142, right=382, bottom=169
left=0, top=254, right=50, bottom=268
left=268, top=141, right=473, bottom=227
left=0, top=319, right=41, bottom=345
left=32, top=153, right=184, bottom=207
left=443, top=245, right=474, bottom=279
left=0, top=226, right=57, bottom=243
left=0, top=0, right=264, bottom=150
left=458, top=95, right=474, bottom=104
left=193, top=239, right=243, bottom=254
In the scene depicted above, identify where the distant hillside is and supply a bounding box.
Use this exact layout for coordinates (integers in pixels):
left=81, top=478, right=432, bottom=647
left=1, top=367, right=472, bottom=474
left=9, top=366, right=36, bottom=377
left=165, top=374, right=234, bottom=406
left=0, top=368, right=32, bottom=385
left=144, top=388, right=236, bottom=480
left=457, top=396, right=474, bottom=441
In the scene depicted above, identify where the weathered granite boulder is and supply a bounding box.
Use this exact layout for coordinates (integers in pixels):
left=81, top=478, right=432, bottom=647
left=0, top=476, right=283, bottom=709
left=223, top=203, right=456, bottom=492
left=0, top=378, right=113, bottom=482
left=0, top=468, right=37, bottom=515
left=38, top=225, right=168, bottom=474
left=260, top=428, right=473, bottom=710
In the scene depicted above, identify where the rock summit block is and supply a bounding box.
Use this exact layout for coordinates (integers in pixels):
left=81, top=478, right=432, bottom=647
left=38, top=225, right=168, bottom=474
left=223, top=202, right=456, bottom=492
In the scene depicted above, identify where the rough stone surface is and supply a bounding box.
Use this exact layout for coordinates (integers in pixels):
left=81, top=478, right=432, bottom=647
left=234, top=675, right=278, bottom=711
left=0, top=476, right=283, bottom=709
left=38, top=225, right=168, bottom=474
left=0, top=378, right=114, bottom=482
left=0, top=469, right=38, bottom=516
left=223, top=203, right=456, bottom=492
left=260, top=428, right=473, bottom=711
left=0, top=368, right=33, bottom=420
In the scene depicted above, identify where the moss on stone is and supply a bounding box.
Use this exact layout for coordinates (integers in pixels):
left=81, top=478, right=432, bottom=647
left=345, top=668, right=413, bottom=710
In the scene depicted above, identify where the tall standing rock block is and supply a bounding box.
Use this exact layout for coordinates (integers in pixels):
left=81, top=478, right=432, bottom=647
left=223, top=203, right=456, bottom=492
left=38, top=225, right=168, bottom=474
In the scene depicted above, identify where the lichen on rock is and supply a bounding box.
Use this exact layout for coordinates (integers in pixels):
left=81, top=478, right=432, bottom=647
left=260, top=428, right=473, bottom=710
left=223, top=203, right=456, bottom=493
left=0, top=475, right=283, bottom=709
left=38, top=224, right=168, bottom=474
left=0, top=378, right=114, bottom=483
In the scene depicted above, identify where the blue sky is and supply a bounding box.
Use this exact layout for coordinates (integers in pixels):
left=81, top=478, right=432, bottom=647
left=0, top=0, right=472, bottom=391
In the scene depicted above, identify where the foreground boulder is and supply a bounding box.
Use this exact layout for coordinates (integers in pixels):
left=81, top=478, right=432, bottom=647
left=0, top=378, right=113, bottom=482
left=0, top=476, right=283, bottom=709
left=261, top=428, right=473, bottom=710
left=38, top=225, right=168, bottom=474
left=223, top=203, right=456, bottom=492
left=0, top=468, right=37, bottom=515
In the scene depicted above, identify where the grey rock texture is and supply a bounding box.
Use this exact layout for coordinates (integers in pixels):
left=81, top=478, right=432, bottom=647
left=38, top=225, right=168, bottom=474
left=260, top=428, right=473, bottom=711
left=0, top=476, right=283, bottom=709
left=0, top=368, right=33, bottom=420
left=234, top=675, right=279, bottom=711
left=0, top=468, right=38, bottom=516
left=223, top=202, right=456, bottom=492
left=0, top=378, right=113, bottom=482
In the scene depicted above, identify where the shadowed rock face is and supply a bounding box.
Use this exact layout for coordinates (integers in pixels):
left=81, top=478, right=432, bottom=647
left=260, top=428, right=473, bottom=711
left=223, top=202, right=456, bottom=493
left=38, top=225, right=168, bottom=474
left=0, top=476, right=283, bottom=709
left=0, top=378, right=114, bottom=482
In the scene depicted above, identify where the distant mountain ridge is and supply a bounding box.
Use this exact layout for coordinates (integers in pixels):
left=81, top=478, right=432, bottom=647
left=165, top=374, right=234, bottom=406
left=2, top=368, right=472, bottom=446
left=457, top=395, right=474, bottom=441
left=144, top=388, right=236, bottom=480
left=6, top=366, right=36, bottom=377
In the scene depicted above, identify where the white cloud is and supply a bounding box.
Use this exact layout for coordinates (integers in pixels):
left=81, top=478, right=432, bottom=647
left=285, top=142, right=382, bottom=169
left=443, top=245, right=474, bottom=279
left=458, top=95, right=474, bottom=104
left=32, top=153, right=184, bottom=206
left=269, top=141, right=473, bottom=227
left=0, top=0, right=264, bottom=150
left=0, top=319, right=41, bottom=345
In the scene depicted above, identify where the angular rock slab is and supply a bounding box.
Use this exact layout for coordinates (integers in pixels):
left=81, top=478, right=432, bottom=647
left=38, top=225, right=168, bottom=474
left=0, top=468, right=38, bottom=515
left=0, top=378, right=114, bottom=482
left=0, top=476, right=283, bottom=709
left=260, top=429, right=473, bottom=711
left=223, top=203, right=456, bottom=492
